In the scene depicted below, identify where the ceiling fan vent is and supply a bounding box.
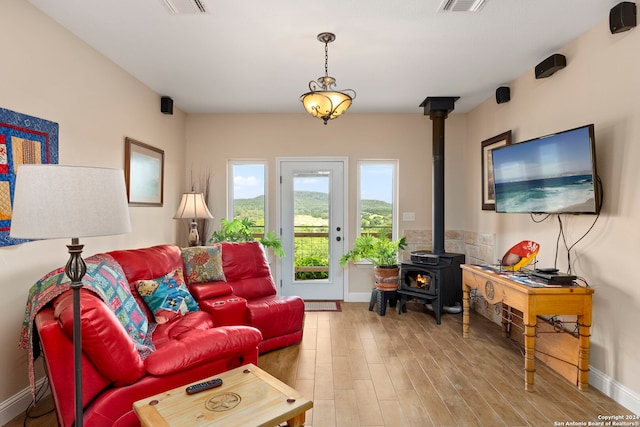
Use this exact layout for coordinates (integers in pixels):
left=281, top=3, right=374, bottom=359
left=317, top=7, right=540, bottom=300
left=161, top=0, right=207, bottom=14
left=438, top=0, right=487, bottom=12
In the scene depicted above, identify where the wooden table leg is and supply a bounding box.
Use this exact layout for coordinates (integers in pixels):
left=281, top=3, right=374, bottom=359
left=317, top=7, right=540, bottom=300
left=501, top=305, right=510, bottom=338
left=577, top=313, right=592, bottom=391
left=287, top=412, right=306, bottom=427
left=524, top=311, right=537, bottom=391
left=462, top=285, right=470, bottom=338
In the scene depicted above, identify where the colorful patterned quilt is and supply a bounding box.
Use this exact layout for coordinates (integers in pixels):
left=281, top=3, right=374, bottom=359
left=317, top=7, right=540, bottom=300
left=18, top=253, right=153, bottom=398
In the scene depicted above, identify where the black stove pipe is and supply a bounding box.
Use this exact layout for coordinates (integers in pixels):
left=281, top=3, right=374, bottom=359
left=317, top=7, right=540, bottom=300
left=419, top=97, right=459, bottom=256
left=431, top=111, right=447, bottom=255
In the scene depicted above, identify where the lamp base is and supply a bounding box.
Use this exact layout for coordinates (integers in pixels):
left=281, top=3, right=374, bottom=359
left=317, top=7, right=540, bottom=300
left=188, top=220, right=200, bottom=246
left=65, top=238, right=86, bottom=427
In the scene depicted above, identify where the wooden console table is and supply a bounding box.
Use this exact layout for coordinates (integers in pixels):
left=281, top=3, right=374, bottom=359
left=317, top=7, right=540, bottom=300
left=461, top=264, right=594, bottom=391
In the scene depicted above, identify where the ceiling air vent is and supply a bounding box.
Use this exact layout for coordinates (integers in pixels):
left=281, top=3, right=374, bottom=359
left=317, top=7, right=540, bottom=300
left=161, top=0, right=207, bottom=14
left=438, top=0, right=487, bottom=12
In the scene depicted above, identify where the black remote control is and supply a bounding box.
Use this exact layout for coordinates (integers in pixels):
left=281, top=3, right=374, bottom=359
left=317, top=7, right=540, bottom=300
left=185, top=378, right=223, bottom=395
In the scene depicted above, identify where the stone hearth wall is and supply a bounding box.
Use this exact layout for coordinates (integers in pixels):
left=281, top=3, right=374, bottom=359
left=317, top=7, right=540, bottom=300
left=463, top=230, right=501, bottom=323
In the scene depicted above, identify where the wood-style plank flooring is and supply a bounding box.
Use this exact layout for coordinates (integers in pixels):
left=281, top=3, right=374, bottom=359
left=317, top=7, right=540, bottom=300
left=4, top=302, right=633, bottom=426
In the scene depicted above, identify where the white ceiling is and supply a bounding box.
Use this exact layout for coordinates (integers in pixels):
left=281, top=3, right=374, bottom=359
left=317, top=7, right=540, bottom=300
left=27, top=0, right=621, bottom=114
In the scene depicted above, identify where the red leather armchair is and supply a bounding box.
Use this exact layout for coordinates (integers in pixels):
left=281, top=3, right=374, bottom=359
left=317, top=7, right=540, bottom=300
left=190, top=241, right=305, bottom=353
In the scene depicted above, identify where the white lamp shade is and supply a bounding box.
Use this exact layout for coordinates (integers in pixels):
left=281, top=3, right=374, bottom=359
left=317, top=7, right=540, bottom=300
left=173, top=192, right=213, bottom=220
left=9, top=164, right=132, bottom=240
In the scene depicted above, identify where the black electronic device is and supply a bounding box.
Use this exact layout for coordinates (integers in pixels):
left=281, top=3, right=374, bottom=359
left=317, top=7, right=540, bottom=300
left=185, top=378, right=223, bottom=394
left=491, top=124, right=600, bottom=214
left=161, top=96, right=174, bottom=115
left=534, top=54, right=566, bottom=79
left=529, top=271, right=576, bottom=285
left=610, top=2, right=637, bottom=34
left=496, top=86, right=510, bottom=104
left=535, top=267, right=559, bottom=274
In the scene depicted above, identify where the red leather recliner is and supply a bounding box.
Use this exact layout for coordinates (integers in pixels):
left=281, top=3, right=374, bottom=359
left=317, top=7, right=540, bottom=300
left=190, top=241, right=305, bottom=353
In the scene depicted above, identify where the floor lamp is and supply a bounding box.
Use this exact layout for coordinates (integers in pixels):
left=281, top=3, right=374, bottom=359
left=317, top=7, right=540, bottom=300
left=10, top=165, right=131, bottom=427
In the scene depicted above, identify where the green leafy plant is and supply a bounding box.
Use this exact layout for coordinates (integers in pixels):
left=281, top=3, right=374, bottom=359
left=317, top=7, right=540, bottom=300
left=209, top=218, right=285, bottom=258
left=339, top=234, right=407, bottom=267
left=295, top=255, right=329, bottom=280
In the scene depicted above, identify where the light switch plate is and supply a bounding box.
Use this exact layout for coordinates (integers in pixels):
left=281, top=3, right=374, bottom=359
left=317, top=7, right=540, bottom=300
left=402, top=212, right=415, bottom=221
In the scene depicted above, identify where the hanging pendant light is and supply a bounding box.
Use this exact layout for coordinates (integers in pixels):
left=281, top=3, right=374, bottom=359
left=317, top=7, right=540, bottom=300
left=300, top=32, right=356, bottom=125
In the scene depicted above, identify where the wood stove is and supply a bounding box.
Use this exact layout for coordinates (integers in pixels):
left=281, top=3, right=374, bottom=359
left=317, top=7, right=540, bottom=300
left=396, top=96, right=465, bottom=324
left=397, top=253, right=465, bottom=324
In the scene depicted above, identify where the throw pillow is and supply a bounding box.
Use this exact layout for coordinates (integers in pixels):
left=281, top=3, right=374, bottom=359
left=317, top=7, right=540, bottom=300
left=181, top=244, right=226, bottom=284
left=135, top=268, right=199, bottom=324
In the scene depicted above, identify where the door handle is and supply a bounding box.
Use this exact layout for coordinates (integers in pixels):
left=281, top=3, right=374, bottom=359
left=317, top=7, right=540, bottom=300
left=336, top=236, right=342, bottom=241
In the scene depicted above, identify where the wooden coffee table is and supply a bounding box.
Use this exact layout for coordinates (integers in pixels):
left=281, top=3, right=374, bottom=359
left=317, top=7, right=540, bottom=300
left=133, top=363, right=313, bottom=426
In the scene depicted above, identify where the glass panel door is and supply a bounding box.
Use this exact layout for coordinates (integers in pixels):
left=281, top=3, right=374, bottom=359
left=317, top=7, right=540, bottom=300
left=279, top=160, right=345, bottom=300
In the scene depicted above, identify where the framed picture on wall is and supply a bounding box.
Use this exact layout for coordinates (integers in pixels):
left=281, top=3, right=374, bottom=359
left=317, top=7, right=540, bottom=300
left=124, top=137, right=164, bottom=206
left=481, top=130, right=512, bottom=211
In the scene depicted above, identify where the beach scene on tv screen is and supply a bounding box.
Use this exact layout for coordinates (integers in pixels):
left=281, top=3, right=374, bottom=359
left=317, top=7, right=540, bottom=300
left=492, top=127, right=596, bottom=213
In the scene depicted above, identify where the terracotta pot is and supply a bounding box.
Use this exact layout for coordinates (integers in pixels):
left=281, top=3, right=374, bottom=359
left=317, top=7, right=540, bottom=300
left=374, top=266, right=400, bottom=290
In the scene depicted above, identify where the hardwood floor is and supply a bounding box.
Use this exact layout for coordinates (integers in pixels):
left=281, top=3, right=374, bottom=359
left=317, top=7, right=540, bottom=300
left=4, top=302, right=633, bottom=426
left=262, top=302, right=632, bottom=427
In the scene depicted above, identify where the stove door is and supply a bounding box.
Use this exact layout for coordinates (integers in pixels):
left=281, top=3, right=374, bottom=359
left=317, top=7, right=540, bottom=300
left=401, top=268, right=438, bottom=296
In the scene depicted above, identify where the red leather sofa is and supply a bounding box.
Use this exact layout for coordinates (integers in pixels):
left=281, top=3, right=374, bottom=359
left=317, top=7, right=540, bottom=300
left=33, top=242, right=304, bottom=427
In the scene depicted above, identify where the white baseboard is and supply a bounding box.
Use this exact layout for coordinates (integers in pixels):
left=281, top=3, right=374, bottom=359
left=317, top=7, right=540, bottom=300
left=346, top=292, right=371, bottom=303
left=590, top=366, right=640, bottom=416
left=0, top=377, right=49, bottom=425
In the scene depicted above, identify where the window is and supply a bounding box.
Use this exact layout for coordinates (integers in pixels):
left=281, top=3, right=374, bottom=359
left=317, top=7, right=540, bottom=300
left=228, top=161, right=267, bottom=235
left=358, top=161, right=398, bottom=239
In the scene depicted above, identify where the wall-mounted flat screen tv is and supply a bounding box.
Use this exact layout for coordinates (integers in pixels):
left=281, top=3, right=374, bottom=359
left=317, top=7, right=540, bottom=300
left=491, top=124, right=600, bottom=214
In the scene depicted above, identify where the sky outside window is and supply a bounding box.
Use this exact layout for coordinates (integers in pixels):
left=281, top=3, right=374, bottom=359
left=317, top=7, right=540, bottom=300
left=233, top=164, right=265, bottom=199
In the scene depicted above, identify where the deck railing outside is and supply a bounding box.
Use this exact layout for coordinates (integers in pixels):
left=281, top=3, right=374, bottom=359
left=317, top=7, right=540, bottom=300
left=293, top=226, right=391, bottom=280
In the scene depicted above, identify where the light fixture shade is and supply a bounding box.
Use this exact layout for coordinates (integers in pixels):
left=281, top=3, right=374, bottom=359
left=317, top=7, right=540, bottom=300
left=301, top=32, right=356, bottom=124
left=301, top=90, right=353, bottom=122
left=173, top=192, right=213, bottom=220
left=10, top=165, right=132, bottom=240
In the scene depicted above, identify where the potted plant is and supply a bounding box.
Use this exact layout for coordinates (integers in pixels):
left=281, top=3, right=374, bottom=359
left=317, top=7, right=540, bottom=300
left=340, top=234, right=407, bottom=290
left=209, top=218, right=285, bottom=258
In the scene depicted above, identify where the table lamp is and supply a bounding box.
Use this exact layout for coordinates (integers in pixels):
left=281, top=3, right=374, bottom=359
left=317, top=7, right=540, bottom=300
left=10, top=164, right=132, bottom=427
left=173, top=189, right=213, bottom=246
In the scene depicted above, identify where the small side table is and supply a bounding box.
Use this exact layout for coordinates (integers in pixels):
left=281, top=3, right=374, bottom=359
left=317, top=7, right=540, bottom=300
left=134, top=363, right=312, bottom=426
left=368, top=288, right=398, bottom=316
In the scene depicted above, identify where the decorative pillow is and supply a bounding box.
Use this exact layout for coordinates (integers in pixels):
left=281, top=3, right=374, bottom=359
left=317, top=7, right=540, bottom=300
left=135, top=268, right=199, bottom=324
left=181, top=244, right=226, bottom=284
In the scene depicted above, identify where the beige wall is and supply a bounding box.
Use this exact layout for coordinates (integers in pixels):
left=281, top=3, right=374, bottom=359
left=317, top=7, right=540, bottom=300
left=466, top=17, right=640, bottom=402
left=185, top=113, right=468, bottom=296
left=0, top=1, right=187, bottom=409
